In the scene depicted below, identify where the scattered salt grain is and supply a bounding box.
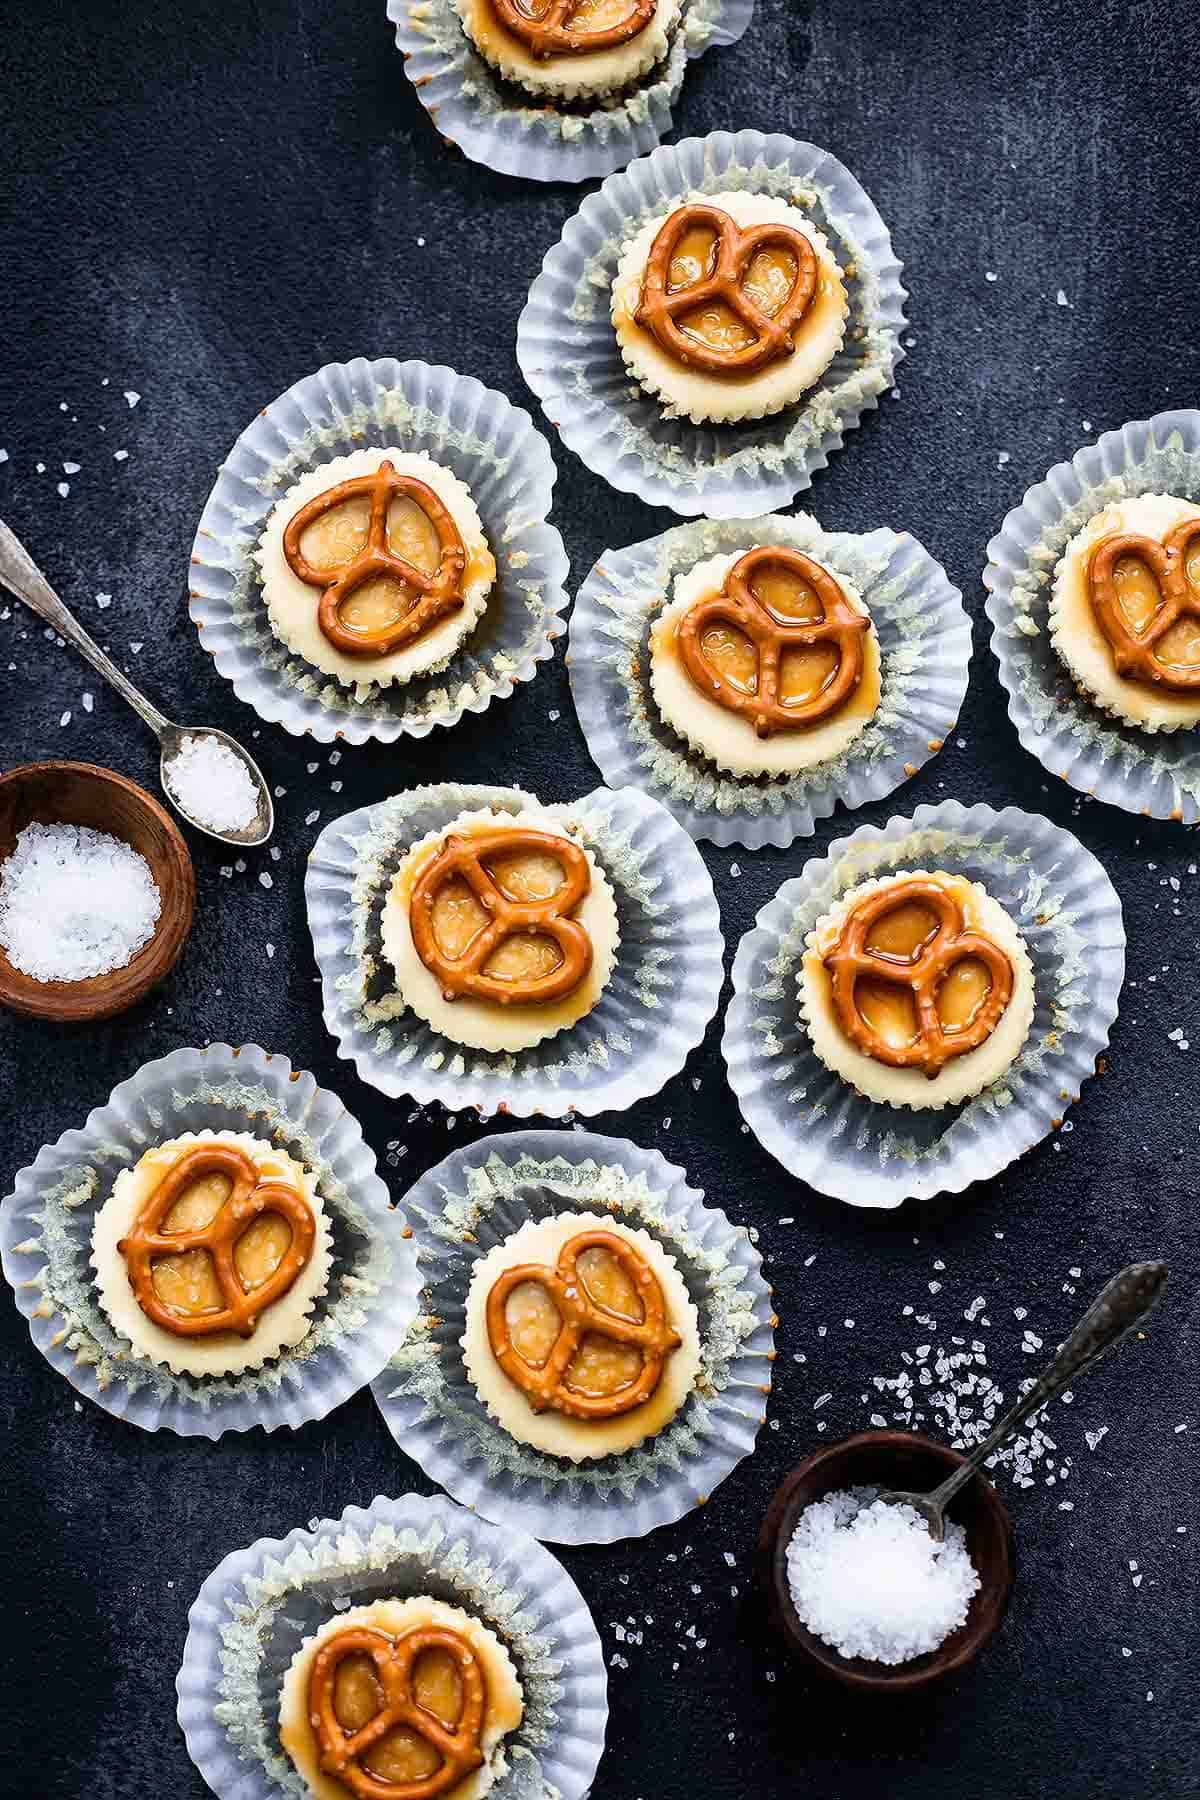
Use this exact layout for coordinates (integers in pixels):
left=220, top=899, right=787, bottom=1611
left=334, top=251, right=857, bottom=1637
left=124, top=389, right=140, bottom=408
left=163, top=734, right=259, bottom=832
left=0, top=822, right=160, bottom=980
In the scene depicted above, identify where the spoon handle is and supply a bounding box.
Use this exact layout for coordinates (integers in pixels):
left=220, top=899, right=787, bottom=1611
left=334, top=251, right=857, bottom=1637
left=0, top=520, right=172, bottom=739
left=928, top=1260, right=1169, bottom=1514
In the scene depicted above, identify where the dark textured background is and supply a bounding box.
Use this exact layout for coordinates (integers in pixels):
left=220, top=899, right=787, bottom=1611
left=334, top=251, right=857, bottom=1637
left=1, top=2, right=1198, bottom=1797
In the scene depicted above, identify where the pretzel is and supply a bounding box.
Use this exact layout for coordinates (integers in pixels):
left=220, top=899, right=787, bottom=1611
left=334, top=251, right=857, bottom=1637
left=117, top=1143, right=316, bottom=1339
left=633, top=202, right=818, bottom=377
left=282, top=460, right=467, bottom=657
left=1087, top=516, right=1200, bottom=690
left=409, top=828, right=593, bottom=1006
left=823, top=878, right=1015, bottom=1079
left=490, top=0, right=656, bottom=58
left=309, top=1624, right=486, bottom=1800
left=485, top=1228, right=682, bottom=1420
left=678, top=545, right=869, bottom=737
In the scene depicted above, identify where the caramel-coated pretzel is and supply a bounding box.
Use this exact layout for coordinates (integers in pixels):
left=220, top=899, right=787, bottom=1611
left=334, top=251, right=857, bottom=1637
left=633, top=202, right=818, bottom=376
left=678, top=545, right=869, bottom=737
left=117, top=1143, right=316, bottom=1338
left=491, top=0, right=656, bottom=58
left=309, top=1624, right=486, bottom=1800
left=282, top=461, right=468, bottom=657
left=409, top=828, right=593, bottom=1006
left=485, top=1228, right=682, bottom=1420
left=822, top=878, right=1015, bottom=1079
left=1087, top=517, right=1200, bottom=690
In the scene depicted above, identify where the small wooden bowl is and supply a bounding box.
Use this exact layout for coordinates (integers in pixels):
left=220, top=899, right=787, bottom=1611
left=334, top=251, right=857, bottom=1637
left=0, top=761, right=195, bottom=1023
left=758, top=1429, right=1014, bottom=1691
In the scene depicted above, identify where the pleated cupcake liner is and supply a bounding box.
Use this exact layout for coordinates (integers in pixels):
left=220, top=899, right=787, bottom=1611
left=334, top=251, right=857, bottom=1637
left=177, top=1491, right=606, bottom=1800
left=983, top=409, right=1200, bottom=823
left=722, top=801, right=1124, bottom=1209
left=515, top=129, right=906, bottom=519
left=370, top=1130, right=775, bottom=1544
left=305, top=780, right=724, bottom=1116
left=188, top=356, right=569, bottom=744
left=387, top=0, right=754, bottom=185
left=0, top=1043, right=419, bottom=1436
left=568, top=510, right=970, bottom=848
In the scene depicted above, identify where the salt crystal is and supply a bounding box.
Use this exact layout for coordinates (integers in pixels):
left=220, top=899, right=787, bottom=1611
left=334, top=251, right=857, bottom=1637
left=0, top=822, right=160, bottom=980
left=114, top=449, right=129, bottom=462
left=95, top=591, right=112, bottom=609
left=163, top=734, right=258, bottom=832
left=124, top=389, right=140, bottom=408
left=63, top=461, right=80, bottom=475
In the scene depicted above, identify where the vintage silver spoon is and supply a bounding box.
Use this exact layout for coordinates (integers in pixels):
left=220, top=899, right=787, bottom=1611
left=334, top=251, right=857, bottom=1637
left=0, top=520, right=273, bottom=847
left=883, top=1259, right=1169, bottom=1540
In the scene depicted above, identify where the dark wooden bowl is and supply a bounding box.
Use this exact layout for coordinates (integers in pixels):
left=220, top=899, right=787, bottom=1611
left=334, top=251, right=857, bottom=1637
left=0, top=760, right=195, bottom=1022
left=758, top=1429, right=1013, bottom=1691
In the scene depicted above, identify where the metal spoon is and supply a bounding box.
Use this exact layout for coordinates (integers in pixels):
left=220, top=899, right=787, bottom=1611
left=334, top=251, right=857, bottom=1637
left=0, top=520, right=273, bottom=847
left=883, top=1259, right=1169, bottom=1540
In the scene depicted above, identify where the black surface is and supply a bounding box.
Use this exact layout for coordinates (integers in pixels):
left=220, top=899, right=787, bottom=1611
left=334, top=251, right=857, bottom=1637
left=1, top=3, right=1197, bottom=1797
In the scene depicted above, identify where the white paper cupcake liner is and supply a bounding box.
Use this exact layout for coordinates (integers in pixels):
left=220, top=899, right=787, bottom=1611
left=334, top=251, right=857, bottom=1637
left=188, top=356, right=569, bottom=744
left=0, top=1043, right=420, bottom=1436
left=177, top=1491, right=606, bottom=1800
left=722, top=801, right=1124, bottom=1209
left=516, top=129, right=906, bottom=519
left=569, top=510, right=970, bottom=848
left=984, top=410, right=1200, bottom=823
left=370, top=1130, right=774, bottom=1544
left=305, top=781, right=724, bottom=1116
left=387, top=0, right=753, bottom=185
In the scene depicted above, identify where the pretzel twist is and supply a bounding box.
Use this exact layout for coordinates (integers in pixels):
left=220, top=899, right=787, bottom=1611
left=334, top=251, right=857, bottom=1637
left=822, top=879, right=1015, bottom=1080
left=678, top=545, right=868, bottom=737
left=1087, top=517, right=1200, bottom=690
left=490, top=0, right=656, bottom=57
left=409, top=828, right=593, bottom=1006
left=633, top=202, right=818, bottom=377
left=310, top=1624, right=487, bottom=1800
left=282, top=461, right=467, bottom=657
left=117, top=1143, right=316, bottom=1338
left=486, top=1228, right=682, bottom=1420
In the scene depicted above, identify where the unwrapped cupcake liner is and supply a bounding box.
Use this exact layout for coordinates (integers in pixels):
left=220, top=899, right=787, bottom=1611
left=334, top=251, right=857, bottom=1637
left=371, top=1130, right=775, bottom=1544
left=177, top=1491, right=606, bottom=1800
left=0, top=1043, right=419, bottom=1436
left=387, top=0, right=754, bottom=185
left=722, top=801, right=1124, bottom=1208
left=305, top=781, right=724, bottom=1116
left=984, top=409, right=1200, bottom=823
left=188, top=356, right=569, bottom=744
left=516, top=129, right=906, bottom=518
left=569, top=510, right=970, bottom=848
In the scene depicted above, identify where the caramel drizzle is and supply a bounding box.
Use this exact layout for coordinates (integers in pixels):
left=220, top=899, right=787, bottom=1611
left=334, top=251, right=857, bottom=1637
left=1087, top=517, right=1200, bottom=691
left=633, top=201, right=818, bottom=377
left=678, top=545, right=868, bottom=736
left=117, top=1143, right=315, bottom=1339
left=409, top=827, right=593, bottom=1006
left=822, top=878, right=1015, bottom=1080
left=485, top=1228, right=682, bottom=1420
left=490, top=0, right=656, bottom=58
left=309, top=1624, right=486, bottom=1800
left=282, top=461, right=467, bottom=657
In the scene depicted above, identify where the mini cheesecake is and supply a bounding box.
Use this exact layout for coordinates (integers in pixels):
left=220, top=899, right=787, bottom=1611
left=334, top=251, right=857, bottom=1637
left=256, top=447, right=495, bottom=698
left=799, top=870, right=1036, bottom=1111
left=611, top=190, right=848, bottom=424
left=453, top=0, right=680, bottom=100
left=381, top=806, right=620, bottom=1054
left=1050, top=491, right=1200, bottom=731
left=461, top=1210, right=701, bottom=1462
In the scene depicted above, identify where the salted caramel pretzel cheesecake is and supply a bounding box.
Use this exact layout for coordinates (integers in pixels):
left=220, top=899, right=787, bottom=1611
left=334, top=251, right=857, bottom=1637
left=256, top=448, right=496, bottom=697
left=1050, top=492, right=1200, bottom=731
left=280, top=1596, right=524, bottom=1800
left=90, top=1129, right=333, bottom=1376
left=461, top=1210, right=701, bottom=1462
left=799, top=870, right=1036, bottom=1110
left=611, top=190, right=849, bottom=424
left=649, top=541, right=882, bottom=775
left=453, top=0, right=680, bottom=100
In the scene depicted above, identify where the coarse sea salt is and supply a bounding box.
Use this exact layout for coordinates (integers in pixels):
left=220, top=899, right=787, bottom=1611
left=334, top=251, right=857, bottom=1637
left=786, top=1486, right=980, bottom=1665
left=0, top=822, right=160, bottom=981
left=163, top=734, right=258, bottom=832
